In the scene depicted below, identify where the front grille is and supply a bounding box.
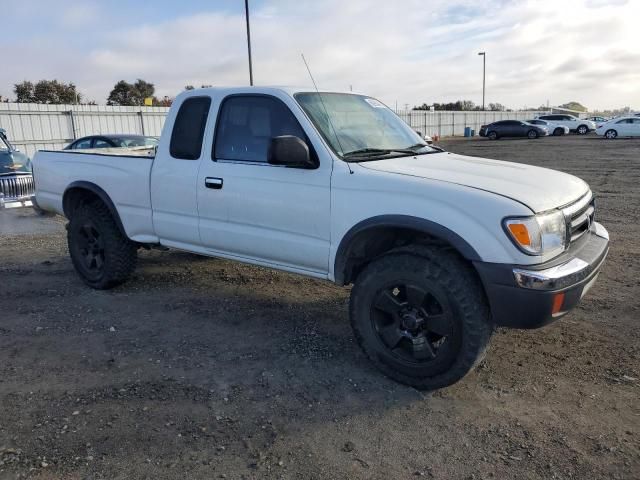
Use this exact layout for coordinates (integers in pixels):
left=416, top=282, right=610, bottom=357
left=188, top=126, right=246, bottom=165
left=0, top=174, right=35, bottom=202
left=562, top=192, right=595, bottom=243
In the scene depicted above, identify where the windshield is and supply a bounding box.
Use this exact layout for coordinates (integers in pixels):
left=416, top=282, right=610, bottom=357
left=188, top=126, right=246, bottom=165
left=295, top=93, right=438, bottom=160
left=0, top=136, right=31, bottom=174
left=0, top=135, right=11, bottom=153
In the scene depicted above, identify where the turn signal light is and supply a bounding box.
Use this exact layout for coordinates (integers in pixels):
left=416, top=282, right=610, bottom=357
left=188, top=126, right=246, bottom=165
left=507, top=223, right=531, bottom=246
left=551, top=292, right=565, bottom=315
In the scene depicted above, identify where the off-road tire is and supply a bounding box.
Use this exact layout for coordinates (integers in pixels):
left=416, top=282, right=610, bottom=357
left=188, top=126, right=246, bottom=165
left=67, top=201, right=137, bottom=289
left=349, top=245, right=494, bottom=390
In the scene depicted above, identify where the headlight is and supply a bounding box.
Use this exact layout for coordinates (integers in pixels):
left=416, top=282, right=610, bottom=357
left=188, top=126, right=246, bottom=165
left=504, top=210, right=566, bottom=256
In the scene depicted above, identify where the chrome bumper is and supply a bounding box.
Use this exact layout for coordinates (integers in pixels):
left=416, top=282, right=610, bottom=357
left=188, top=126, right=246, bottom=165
left=0, top=192, right=34, bottom=209
left=513, top=222, right=609, bottom=290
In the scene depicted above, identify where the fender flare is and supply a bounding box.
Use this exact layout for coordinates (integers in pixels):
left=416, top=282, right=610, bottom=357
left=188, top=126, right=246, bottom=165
left=333, top=214, right=482, bottom=285
left=63, top=181, right=127, bottom=237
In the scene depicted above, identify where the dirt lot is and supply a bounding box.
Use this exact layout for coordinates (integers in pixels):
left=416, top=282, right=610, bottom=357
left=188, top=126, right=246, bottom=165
left=1, top=135, right=638, bottom=480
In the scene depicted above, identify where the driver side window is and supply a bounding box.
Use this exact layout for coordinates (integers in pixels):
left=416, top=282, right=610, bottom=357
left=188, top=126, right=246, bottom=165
left=213, top=96, right=309, bottom=163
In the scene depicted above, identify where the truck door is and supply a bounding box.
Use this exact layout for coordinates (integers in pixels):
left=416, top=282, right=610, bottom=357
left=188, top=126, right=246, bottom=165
left=197, top=94, right=332, bottom=275
left=150, top=96, right=212, bottom=248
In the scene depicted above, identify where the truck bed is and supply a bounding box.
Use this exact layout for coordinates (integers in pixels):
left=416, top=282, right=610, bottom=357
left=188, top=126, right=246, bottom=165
left=33, top=149, right=157, bottom=243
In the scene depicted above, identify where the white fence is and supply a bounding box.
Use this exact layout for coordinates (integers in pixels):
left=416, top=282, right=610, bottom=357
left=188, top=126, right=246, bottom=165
left=396, top=110, right=549, bottom=137
left=0, top=103, right=169, bottom=157
left=0, top=102, right=548, bottom=157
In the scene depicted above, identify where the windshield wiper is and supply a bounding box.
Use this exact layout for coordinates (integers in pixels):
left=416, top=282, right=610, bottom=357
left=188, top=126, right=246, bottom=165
left=405, top=143, right=446, bottom=153
left=343, top=144, right=445, bottom=161
left=343, top=148, right=393, bottom=158
left=405, top=143, right=428, bottom=150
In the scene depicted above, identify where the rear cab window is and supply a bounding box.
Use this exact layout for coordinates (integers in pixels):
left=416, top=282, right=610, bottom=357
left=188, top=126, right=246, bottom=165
left=170, top=96, right=212, bottom=160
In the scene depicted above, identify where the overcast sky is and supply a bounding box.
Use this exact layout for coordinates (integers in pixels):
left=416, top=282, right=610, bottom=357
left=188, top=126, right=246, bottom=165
left=2, top=0, right=637, bottom=110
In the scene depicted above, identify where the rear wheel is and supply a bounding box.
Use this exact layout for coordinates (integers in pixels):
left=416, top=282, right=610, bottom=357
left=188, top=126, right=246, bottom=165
left=349, top=245, right=494, bottom=390
left=553, top=128, right=565, bottom=136
left=577, top=125, right=589, bottom=135
left=604, top=129, right=618, bottom=139
left=487, top=131, right=498, bottom=140
left=67, top=201, right=137, bottom=289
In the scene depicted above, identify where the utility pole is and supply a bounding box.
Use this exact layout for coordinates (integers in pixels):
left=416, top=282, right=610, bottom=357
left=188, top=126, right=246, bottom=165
left=245, top=0, right=253, bottom=86
left=478, top=52, right=486, bottom=110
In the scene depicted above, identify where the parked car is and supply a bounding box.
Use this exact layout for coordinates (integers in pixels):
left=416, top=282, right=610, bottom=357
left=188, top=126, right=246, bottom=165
left=536, top=115, right=595, bottom=135
left=415, top=131, right=434, bottom=144
left=584, top=116, right=608, bottom=124
left=595, top=116, right=640, bottom=139
left=526, top=119, right=570, bottom=136
left=33, top=87, right=609, bottom=390
left=64, top=134, right=158, bottom=150
left=479, top=120, right=548, bottom=140
left=0, top=128, right=35, bottom=209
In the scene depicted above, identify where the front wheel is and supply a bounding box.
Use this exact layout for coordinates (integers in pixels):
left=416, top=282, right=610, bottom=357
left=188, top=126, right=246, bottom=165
left=527, top=129, right=539, bottom=139
left=604, top=129, right=618, bottom=139
left=349, top=245, right=494, bottom=390
left=67, top=201, right=137, bottom=289
left=577, top=125, right=589, bottom=135
left=487, top=131, right=498, bottom=140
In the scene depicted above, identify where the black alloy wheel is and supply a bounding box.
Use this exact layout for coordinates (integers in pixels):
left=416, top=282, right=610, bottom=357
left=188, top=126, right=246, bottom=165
left=371, top=282, right=458, bottom=366
left=73, top=220, right=106, bottom=281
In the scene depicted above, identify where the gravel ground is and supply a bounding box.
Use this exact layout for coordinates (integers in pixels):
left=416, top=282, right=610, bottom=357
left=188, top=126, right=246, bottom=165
left=0, top=135, right=638, bottom=480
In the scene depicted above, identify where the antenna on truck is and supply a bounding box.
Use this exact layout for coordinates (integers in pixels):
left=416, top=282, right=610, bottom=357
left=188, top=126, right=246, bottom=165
left=301, top=53, right=353, bottom=174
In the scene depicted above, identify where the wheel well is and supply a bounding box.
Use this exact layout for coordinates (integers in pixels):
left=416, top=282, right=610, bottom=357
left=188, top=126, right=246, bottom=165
left=63, top=187, right=100, bottom=217
left=62, top=184, right=126, bottom=237
left=335, top=224, right=478, bottom=286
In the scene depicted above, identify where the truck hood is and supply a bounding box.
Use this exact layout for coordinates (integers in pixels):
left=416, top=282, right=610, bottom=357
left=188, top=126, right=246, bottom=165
left=358, top=152, right=589, bottom=213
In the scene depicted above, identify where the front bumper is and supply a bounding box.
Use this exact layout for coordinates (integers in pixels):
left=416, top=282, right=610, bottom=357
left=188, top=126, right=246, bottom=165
left=474, top=222, right=609, bottom=329
left=0, top=192, right=33, bottom=209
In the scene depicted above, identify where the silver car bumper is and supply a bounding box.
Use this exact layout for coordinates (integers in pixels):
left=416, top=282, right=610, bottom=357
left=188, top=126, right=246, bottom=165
left=513, top=222, right=609, bottom=290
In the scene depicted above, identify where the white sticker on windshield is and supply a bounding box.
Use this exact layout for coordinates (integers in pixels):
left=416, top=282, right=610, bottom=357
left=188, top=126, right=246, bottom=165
left=364, top=98, right=386, bottom=108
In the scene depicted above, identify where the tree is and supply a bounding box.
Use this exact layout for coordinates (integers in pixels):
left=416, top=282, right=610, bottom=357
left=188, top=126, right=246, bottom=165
left=107, top=80, right=135, bottom=106
left=185, top=84, right=212, bottom=91
left=558, top=101, right=587, bottom=112
left=107, top=79, right=155, bottom=106
left=14, top=80, right=80, bottom=104
left=488, top=102, right=506, bottom=111
left=156, top=96, right=173, bottom=107
left=14, top=81, right=35, bottom=102
left=132, top=79, right=155, bottom=105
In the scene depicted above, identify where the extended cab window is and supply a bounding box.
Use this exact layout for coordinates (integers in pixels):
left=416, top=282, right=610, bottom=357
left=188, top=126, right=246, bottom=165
left=170, top=96, right=212, bottom=160
left=214, top=96, right=307, bottom=163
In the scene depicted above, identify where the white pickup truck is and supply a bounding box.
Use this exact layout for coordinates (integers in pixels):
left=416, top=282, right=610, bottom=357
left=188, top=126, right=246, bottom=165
left=33, top=87, right=609, bottom=390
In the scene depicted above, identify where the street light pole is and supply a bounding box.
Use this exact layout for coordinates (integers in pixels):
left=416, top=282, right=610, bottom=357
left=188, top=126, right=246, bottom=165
left=478, top=52, right=485, bottom=110
left=245, top=0, right=254, bottom=86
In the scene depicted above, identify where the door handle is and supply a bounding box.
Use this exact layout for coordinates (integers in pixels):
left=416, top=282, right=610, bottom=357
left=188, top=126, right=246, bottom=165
left=205, top=177, right=223, bottom=189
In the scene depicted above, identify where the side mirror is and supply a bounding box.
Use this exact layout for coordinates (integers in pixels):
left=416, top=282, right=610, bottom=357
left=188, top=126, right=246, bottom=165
left=268, top=135, right=317, bottom=169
